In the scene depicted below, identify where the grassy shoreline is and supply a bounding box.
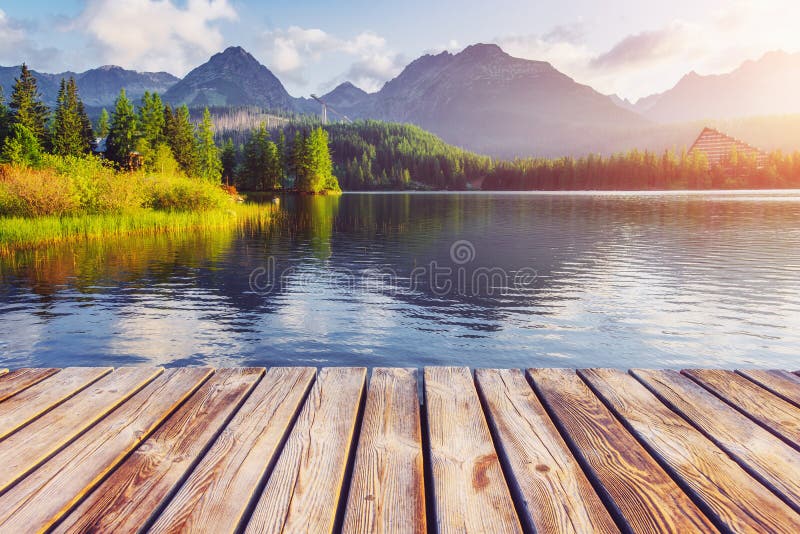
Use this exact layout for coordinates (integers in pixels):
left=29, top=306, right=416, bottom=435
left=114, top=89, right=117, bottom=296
left=0, top=203, right=275, bottom=255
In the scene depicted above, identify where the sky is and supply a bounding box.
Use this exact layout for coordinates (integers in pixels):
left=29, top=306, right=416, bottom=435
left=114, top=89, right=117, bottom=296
left=1, top=0, right=799, bottom=101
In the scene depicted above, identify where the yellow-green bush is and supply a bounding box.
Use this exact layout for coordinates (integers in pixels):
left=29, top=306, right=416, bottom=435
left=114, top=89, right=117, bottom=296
left=0, top=154, right=233, bottom=218
left=0, top=164, right=79, bottom=217
left=143, top=172, right=232, bottom=211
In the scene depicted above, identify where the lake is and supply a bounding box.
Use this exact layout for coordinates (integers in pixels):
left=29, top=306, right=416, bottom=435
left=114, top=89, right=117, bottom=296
left=2, top=191, right=800, bottom=370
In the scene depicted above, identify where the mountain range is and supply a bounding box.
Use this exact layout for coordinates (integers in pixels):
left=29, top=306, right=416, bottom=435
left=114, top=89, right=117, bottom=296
left=0, top=65, right=178, bottom=109
left=2, top=45, right=799, bottom=157
left=615, top=51, right=800, bottom=123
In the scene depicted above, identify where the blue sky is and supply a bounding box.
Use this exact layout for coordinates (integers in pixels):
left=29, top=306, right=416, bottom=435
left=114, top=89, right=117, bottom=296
left=1, top=0, right=798, bottom=100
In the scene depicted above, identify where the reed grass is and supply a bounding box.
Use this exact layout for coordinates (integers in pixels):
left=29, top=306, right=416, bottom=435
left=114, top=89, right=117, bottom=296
left=0, top=155, right=278, bottom=255
left=0, top=203, right=275, bottom=255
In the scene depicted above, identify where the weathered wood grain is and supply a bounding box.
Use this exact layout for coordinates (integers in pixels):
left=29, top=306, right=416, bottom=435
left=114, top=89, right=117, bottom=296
left=342, top=368, right=426, bottom=534
left=0, top=367, right=162, bottom=493
left=149, top=366, right=316, bottom=534
left=529, top=368, right=717, bottom=533
left=424, top=367, right=522, bottom=534
left=0, top=367, right=112, bottom=441
left=737, top=369, right=800, bottom=408
left=634, top=369, right=800, bottom=509
left=54, top=368, right=263, bottom=534
left=0, top=368, right=59, bottom=402
left=244, top=367, right=366, bottom=534
left=0, top=367, right=211, bottom=532
left=685, top=369, right=800, bottom=447
left=476, top=368, right=618, bottom=533
left=581, top=368, right=800, bottom=533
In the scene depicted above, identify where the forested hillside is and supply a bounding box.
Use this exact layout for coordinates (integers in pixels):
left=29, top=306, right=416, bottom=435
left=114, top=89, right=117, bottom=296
left=219, top=119, right=492, bottom=190
left=293, top=121, right=492, bottom=190
left=218, top=116, right=800, bottom=191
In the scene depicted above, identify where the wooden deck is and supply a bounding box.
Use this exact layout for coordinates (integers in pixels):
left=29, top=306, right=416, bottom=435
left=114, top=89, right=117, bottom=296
left=0, top=367, right=799, bottom=532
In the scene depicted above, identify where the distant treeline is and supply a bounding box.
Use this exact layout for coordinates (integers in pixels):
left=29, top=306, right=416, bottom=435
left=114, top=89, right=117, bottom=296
left=223, top=118, right=800, bottom=191
left=482, top=149, right=800, bottom=190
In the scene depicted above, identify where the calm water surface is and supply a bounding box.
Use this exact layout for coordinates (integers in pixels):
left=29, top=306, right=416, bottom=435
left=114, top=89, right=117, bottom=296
left=2, top=192, right=800, bottom=369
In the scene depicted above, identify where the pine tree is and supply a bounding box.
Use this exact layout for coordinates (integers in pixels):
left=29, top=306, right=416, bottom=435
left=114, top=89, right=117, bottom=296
left=9, top=64, right=50, bottom=146
left=221, top=139, right=236, bottom=185
left=97, top=108, right=110, bottom=138
left=106, top=89, right=138, bottom=167
left=295, top=127, right=338, bottom=193
left=163, top=105, right=175, bottom=139
left=195, top=107, right=221, bottom=182
left=52, top=78, right=90, bottom=156
left=277, top=129, right=287, bottom=183
left=167, top=105, right=196, bottom=175
left=241, top=125, right=282, bottom=190
left=290, top=131, right=306, bottom=187
left=0, top=86, right=9, bottom=144
left=77, top=98, right=94, bottom=151
left=138, top=91, right=165, bottom=148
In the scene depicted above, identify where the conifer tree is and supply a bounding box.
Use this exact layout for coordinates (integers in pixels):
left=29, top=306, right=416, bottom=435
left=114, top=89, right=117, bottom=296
left=221, top=139, right=236, bottom=185
left=105, top=89, right=138, bottom=167
left=0, top=86, right=9, bottom=144
left=277, top=129, right=287, bottom=183
left=138, top=91, right=165, bottom=148
left=97, top=108, right=110, bottom=138
left=163, top=104, right=175, bottom=139
left=290, top=131, right=306, bottom=186
left=9, top=64, right=50, bottom=146
left=167, top=104, right=196, bottom=175
left=195, top=107, right=221, bottom=182
left=52, top=78, right=90, bottom=156
left=241, top=125, right=281, bottom=190
left=77, top=97, right=94, bottom=151
left=294, top=127, right=338, bottom=193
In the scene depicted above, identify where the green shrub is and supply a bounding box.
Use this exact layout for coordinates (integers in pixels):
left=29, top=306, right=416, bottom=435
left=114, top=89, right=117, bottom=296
left=38, top=153, right=142, bottom=213
left=143, top=172, right=232, bottom=211
left=1, top=124, right=43, bottom=167
left=0, top=154, right=236, bottom=218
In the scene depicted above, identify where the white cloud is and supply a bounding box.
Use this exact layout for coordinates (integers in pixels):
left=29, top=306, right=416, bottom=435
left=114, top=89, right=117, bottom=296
left=0, top=9, right=25, bottom=50
left=0, top=9, right=61, bottom=70
left=262, top=26, right=404, bottom=92
left=75, top=0, right=238, bottom=75
left=497, top=0, right=800, bottom=100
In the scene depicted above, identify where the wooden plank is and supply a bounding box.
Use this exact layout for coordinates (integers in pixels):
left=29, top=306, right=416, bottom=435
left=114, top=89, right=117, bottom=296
left=475, top=368, right=617, bottom=533
left=342, top=368, right=426, bottom=534
left=634, top=369, right=800, bottom=509
left=581, top=368, right=800, bottom=533
left=736, top=369, right=800, bottom=408
left=244, top=367, right=367, bottom=534
left=0, top=367, right=112, bottom=440
left=529, top=368, right=717, bottom=533
left=0, top=367, right=162, bottom=493
left=149, top=367, right=316, bottom=534
left=0, top=367, right=211, bottom=532
left=54, top=368, right=263, bottom=534
left=424, top=367, right=522, bottom=534
left=0, top=368, right=59, bottom=402
left=684, top=369, right=800, bottom=446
